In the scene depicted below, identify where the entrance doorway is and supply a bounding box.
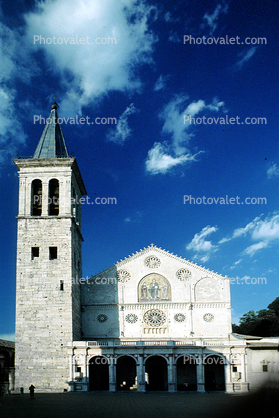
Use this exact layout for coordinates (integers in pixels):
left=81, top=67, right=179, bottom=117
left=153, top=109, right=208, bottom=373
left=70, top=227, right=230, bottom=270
left=145, top=356, right=168, bottom=391
left=204, top=355, right=225, bottom=391
left=89, top=356, right=109, bottom=391
left=176, top=355, right=197, bottom=391
left=116, top=356, right=137, bottom=391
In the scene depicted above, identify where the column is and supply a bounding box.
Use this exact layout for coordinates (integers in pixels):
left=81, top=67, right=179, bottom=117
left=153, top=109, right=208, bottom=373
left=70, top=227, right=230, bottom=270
left=109, top=357, right=116, bottom=392
left=137, top=355, right=145, bottom=392
left=225, top=357, right=233, bottom=393
left=42, top=182, right=48, bottom=216
left=69, top=353, right=74, bottom=391
left=83, top=353, right=89, bottom=391
left=196, top=355, right=205, bottom=392
left=168, top=355, right=175, bottom=392
left=240, top=352, right=249, bottom=392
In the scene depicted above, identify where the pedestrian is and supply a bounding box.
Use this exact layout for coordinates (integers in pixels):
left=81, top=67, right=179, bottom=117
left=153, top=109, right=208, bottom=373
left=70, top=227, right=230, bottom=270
left=29, top=384, right=35, bottom=399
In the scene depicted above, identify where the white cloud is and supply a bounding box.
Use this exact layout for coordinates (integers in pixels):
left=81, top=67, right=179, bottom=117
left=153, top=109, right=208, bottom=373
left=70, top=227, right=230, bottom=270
left=251, top=213, right=279, bottom=241
left=267, top=163, right=279, bottom=179
left=235, top=47, right=257, bottom=70
left=0, top=21, right=31, bottom=164
left=219, top=216, right=262, bottom=243
left=145, top=94, right=224, bottom=175
left=24, top=0, right=157, bottom=114
left=229, top=259, right=242, bottom=270
left=106, top=103, right=138, bottom=144
left=159, top=94, right=225, bottom=155
left=186, top=225, right=218, bottom=262
left=145, top=142, right=202, bottom=175
left=154, top=74, right=170, bottom=91
left=220, top=212, right=279, bottom=256
left=242, top=241, right=268, bottom=257
left=202, top=3, right=229, bottom=35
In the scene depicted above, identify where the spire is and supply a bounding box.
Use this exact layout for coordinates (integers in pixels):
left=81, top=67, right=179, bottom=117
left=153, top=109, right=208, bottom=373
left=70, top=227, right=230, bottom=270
left=33, top=104, right=69, bottom=159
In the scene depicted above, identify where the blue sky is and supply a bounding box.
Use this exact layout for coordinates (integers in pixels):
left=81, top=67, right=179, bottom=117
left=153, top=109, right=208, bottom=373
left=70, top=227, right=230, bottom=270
left=0, top=0, right=278, bottom=341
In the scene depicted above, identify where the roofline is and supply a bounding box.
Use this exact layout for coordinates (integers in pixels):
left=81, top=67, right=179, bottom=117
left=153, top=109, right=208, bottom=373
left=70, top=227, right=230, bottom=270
left=88, top=244, right=228, bottom=279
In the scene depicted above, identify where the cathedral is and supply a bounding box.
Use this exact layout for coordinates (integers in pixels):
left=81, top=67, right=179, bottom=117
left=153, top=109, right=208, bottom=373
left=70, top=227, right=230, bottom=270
left=13, top=105, right=279, bottom=394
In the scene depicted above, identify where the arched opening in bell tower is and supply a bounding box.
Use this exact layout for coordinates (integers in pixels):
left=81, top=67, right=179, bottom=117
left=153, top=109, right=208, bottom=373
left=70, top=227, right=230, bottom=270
left=48, top=178, right=59, bottom=215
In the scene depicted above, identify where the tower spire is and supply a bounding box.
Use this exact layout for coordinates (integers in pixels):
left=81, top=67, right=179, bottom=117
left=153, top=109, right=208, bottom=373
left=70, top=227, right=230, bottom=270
left=33, top=103, right=69, bottom=159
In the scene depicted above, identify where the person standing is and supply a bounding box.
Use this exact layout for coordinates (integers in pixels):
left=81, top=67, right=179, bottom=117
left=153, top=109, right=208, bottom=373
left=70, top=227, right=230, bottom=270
left=29, top=384, right=35, bottom=399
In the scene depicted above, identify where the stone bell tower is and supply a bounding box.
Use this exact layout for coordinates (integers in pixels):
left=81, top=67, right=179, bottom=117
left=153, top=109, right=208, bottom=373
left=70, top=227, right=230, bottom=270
left=14, top=104, right=87, bottom=392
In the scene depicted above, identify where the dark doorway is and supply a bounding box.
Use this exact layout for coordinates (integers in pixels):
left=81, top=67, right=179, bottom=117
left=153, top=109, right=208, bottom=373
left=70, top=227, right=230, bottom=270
left=116, top=356, right=137, bottom=391
left=204, top=355, right=225, bottom=391
left=145, top=356, right=168, bottom=391
left=89, top=356, right=109, bottom=391
left=176, top=355, right=197, bottom=391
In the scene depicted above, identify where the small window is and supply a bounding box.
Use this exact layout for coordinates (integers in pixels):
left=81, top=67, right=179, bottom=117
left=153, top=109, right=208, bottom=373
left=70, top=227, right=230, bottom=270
left=262, top=365, right=268, bottom=372
left=232, top=366, right=237, bottom=372
left=31, top=247, right=39, bottom=259
left=49, top=247, right=57, bottom=260
left=76, top=367, right=81, bottom=372
left=60, top=280, right=64, bottom=291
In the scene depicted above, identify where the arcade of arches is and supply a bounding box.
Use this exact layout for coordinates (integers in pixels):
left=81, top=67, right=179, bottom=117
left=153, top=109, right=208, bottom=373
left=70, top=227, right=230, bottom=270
left=81, top=354, right=225, bottom=392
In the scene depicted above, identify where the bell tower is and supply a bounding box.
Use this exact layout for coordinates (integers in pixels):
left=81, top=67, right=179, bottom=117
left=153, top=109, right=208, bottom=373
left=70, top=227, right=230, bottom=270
left=14, top=104, right=87, bottom=392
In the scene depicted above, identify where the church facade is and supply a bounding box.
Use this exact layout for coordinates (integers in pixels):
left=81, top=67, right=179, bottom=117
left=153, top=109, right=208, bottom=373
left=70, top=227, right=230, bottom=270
left=13, top=105, right=279, bottom=394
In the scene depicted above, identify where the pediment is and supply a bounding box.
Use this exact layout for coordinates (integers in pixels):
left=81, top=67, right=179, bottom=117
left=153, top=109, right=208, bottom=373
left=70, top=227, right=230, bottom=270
left=90, top=243, right=225, bottom=282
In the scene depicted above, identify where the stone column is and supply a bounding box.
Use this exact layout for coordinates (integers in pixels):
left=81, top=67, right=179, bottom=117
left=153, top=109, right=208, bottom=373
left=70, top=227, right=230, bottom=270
left=196, top=355, right=205, bottom=392
left=69, top=353, right=74, bottom=391
left=240, top=352, right=249, bottom=392
left=137, top=355, right=145, bottom=392
left=168, top=355, right=175, bottom=392
left=225, top=357, right=233, bottom=393
left=109, top=357, right=116, bottom=392
left=83, top=353, right=89, bottom=391
left=42, top=182, right=49, bottom=216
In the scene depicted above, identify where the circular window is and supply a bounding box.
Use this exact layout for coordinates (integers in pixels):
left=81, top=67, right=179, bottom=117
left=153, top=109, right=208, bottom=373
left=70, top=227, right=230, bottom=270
left=174, top=313, right=186, bottom=322
left=117, top=269, right=131, bottom=283
left=203, top=313, right=214, bottom=322
left=97, top=314, right=108, bottom=323
left=125, top=314, right=138, bottom=324
left=143, top=309, right=166, bottom=327
left=176, top=268, right=192, bottom=281
left=145, top=256, right=161, bottom=269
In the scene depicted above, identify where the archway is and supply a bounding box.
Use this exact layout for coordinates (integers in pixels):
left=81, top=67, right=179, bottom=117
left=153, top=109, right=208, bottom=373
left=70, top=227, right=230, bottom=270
left=89, top=356, right=109, bottom=391
left=204, top=355, right=225, bottom=391
left=116, top=356, right=137, bottom=391
left=176, top=355, right=197, bottom=391
left=145, top=356, right=168, bottom=391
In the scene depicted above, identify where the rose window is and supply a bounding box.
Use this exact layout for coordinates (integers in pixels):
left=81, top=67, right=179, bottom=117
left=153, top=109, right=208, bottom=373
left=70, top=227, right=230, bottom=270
left=97, top=314, right=108, bottom=323
left=143, top=309, right=166, bottom=327
left=176, top=268, right=192, bottom=281
left=116, top=269, right=131, bottom=283
left=203, top=313, right=214, bottom=322
left=125, top=314, right=138, bottom=324
left=145, top=256, right=161, bottom=269
left=174, top=313, right=186, bottom=322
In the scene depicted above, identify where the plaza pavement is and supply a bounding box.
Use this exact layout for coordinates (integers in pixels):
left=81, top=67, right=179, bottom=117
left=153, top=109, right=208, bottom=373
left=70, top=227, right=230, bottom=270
left=0, top=390, right=278, bottom=418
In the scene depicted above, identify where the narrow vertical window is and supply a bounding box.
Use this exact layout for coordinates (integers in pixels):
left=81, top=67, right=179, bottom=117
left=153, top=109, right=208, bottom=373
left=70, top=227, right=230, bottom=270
left=60, top=280, right=64, bottom=291
left=31, top=179, right=42, bottom=216
left=49, top=179, right=59, bottom=216
left=31, top=247, right=39, bottom=260
left=49, top=247, right=58, bottom=260
left=262, top=365, right=268, bottom=372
